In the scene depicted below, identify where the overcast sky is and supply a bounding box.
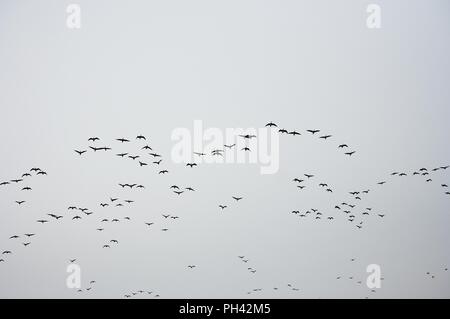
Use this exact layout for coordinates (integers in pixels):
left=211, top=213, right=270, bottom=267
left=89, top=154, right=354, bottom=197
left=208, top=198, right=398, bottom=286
left=0, top=0, right=449, bottom=298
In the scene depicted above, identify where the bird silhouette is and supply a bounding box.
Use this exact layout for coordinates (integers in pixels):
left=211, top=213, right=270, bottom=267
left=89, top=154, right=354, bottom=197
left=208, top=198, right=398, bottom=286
left=117, top=153, right=128, bottom=157
left=75, top=150, right=87, bottom=156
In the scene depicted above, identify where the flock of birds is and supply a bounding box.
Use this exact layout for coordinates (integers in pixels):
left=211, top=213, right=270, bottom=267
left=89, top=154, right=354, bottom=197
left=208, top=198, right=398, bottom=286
left=1, top=121, right=448, bottom=298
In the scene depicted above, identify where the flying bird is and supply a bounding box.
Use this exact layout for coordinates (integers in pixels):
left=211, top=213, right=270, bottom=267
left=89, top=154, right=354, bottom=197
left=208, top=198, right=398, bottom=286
left=75, top=150, right=87, bottom=156
left=345, top=151, right=356, bottom=156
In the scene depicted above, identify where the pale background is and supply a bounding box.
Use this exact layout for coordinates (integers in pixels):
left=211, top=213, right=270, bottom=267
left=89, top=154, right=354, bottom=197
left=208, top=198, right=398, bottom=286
left=0, top=0, right=449, bottom=298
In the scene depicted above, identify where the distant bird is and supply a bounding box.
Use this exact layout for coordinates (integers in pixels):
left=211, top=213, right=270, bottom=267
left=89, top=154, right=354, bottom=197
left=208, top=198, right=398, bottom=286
left=88, top=137, right=100, bottom=142
left=37, top=220, right=48, bottom=224
left=149, top=153, right=162, bottom=158
left=48, top=214, right=63, bottom=220
left=307, top=129, right=320, bottom=134
left=187, top=265, right=196, bottom=269
left=117, top=138, right=130, bottom=143
left=304, top=174, right=314, bottom=178
left=185, top=187, right=195, bottom=192
left=289, top=131, right=300, bottom=136
left=219, top=205, right=227, bottom=210
left=136, top=135, right=146, bottom=140
left=338, top=144, right=348, bottom=148
left=320, top=135, right=332, bottom=140
left=278, top=128, right=288, bottom=134
left=232, top=196, right=243, bottom=201
left=129, top=155, right=140, bottom=160
left=186, top=163, right=197, bottom=168
left=117, top=153, right=128, bottom=157
left=239, top=134, right=257, bottom=139
left=345, top=151, right=356, bottom=156
left=224, top=144, right=236, bottom=149
left=265, top=122, right=277, bottom=127
left=159, top=170, right=168, bottom=174
left=139, top=161, right=147, bottom=167
left=75, top=150, right=87, bottom=156
left=242, top=147, right=251, bottom=151
left=142, top=145, right=152, bottom=150
left=21, top=187, right=32, bottom=191
left=15, top=201, right=25, bottom=205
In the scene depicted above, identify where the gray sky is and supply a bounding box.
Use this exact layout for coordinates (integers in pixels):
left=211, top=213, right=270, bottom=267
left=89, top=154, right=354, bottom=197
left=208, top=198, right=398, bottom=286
left=0, top=0, right=449, bottom=298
